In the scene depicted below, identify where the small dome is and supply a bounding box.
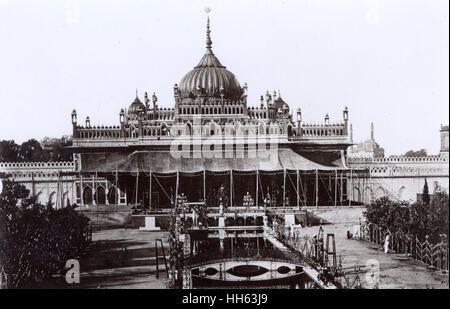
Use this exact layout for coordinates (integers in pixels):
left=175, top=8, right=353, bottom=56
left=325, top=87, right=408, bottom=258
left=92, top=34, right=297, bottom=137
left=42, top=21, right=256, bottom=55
left=128, top=96, right=146, bottom=115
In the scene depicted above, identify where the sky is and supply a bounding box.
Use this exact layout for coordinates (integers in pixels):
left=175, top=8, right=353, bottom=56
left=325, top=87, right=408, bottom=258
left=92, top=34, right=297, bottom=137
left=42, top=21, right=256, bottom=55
left=0, top=0, right=448, bottom=156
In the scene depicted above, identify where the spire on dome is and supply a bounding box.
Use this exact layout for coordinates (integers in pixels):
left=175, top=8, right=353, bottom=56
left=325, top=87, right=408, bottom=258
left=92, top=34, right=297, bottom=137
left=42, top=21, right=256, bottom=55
left=206, top=15, right=212, bottom=50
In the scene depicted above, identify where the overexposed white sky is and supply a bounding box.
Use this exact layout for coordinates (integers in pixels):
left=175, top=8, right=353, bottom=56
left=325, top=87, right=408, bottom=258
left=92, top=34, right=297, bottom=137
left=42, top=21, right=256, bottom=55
left=0, top=0, right=448, bottom=156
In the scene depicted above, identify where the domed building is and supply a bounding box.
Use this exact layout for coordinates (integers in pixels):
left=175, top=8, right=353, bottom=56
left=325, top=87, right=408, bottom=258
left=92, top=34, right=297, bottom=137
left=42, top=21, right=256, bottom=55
left=68, top=15, right=358, bottom=211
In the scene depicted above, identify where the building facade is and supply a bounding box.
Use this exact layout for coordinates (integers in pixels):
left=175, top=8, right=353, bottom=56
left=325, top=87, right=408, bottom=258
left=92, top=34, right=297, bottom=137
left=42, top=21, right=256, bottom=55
left=347, top=125, right=449, bottom=202
left=1, top=17, right=447, bottom=208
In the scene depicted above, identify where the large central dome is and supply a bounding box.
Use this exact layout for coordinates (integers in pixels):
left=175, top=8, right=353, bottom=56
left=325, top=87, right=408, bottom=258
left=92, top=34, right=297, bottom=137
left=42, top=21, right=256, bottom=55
left=178, top=17, right=243, bottom=99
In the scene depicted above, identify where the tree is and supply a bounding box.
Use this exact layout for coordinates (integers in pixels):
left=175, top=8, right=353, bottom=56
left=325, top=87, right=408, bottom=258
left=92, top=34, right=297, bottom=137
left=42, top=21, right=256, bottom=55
left=40, top=136, right=73, bottom=162
left=0, top=180, right=90, bottom=288
left=422, top=179, right=430, bottom=205
left=17, top=139, right=50, bottom=162
left=403, top=149, right=427, bottom=157
left=365, top=192, right=449, bottom=242
left=0, top=140, right=20, bottom=162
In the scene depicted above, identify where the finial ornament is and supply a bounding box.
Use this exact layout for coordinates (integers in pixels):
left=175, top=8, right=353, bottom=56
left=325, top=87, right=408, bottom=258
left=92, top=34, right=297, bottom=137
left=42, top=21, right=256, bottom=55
left=206, top=14, right=212, bottom=49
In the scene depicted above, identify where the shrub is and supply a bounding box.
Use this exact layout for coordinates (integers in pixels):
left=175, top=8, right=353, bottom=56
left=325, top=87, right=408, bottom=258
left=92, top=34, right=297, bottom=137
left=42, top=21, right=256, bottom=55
left=364, top=192, right=449, bottom=243
left=0, top=180, right=91, bottom=288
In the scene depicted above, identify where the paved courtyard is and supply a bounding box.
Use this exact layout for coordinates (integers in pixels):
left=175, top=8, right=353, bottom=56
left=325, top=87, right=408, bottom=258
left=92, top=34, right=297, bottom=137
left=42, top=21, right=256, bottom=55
left=78, top=228, right=170, bottom=289
left=305, top=207, right=449, bottom=289
left=73, top=208, right=448, bottom=289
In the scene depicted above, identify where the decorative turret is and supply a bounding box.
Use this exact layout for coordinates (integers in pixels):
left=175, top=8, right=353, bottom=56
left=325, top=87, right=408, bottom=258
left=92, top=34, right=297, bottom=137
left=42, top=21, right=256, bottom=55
left=343, top=106, right=349, bottom=135
left=296, top=107, right=302, bottom=136
left=85, top=116, right=90, bottom=127
left=265, top=91, right=271, bottom=106
left=350, top=123, right=353, bottom=143
left=119, top=109, right=125, bottom=125
left=144, top=92, right=150, bottom=109
left=152, top=92, right=158, bottom=119
left=325, top=114, right=330, bottom=125
left=173, top=84, right=179, bottom=98
left=243, top=82, right=248, bottom=97
left=260, top=95, right=264, bottom=109
left=370, top=122, right=374, bottom=140
left=440, top=124, right=449, bottom=157
left=71, top=109, right=77, bottom=137
left=71, top=109, right=77, bottom=125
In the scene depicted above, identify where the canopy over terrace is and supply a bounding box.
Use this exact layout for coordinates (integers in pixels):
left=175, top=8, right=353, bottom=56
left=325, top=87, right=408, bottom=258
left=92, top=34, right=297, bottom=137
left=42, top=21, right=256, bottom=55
left=66, top=148, right=369, bottom=209
left=78, top=148, right=350, bottom=173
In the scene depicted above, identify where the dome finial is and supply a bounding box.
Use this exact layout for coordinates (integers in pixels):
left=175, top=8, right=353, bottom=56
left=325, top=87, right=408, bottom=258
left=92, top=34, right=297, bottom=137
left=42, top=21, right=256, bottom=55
left=205, top=8, right=212, bottom=49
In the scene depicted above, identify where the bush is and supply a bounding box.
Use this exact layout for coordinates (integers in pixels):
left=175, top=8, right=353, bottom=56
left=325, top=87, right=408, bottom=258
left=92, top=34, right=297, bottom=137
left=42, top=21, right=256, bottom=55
left=364, top=192, right=449, bottom=243
left=0, top=180, right=91, bottom=288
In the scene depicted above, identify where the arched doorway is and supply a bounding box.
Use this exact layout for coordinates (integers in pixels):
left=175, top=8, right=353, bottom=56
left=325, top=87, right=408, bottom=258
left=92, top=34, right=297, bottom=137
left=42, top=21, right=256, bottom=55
left=63, top=191, right=69, bottom=207
left=83, top=186, right=93, bottom=205
left=353, top=187, right=361, bottom=202
left=287, top=125, right=293, bottom=137
left=365, top=187, right=373, bottom=203
left=108, top=187, right=117, bottom=204
left=49, top=191, right=57, bottom=208
left=95, top=186, right=106, bottom=205
left=186, top=122, right=192, bottom=136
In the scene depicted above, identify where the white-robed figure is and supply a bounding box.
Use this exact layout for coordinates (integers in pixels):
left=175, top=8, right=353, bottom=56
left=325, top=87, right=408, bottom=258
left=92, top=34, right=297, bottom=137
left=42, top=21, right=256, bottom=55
left=384, top=234, right=390, bottom=253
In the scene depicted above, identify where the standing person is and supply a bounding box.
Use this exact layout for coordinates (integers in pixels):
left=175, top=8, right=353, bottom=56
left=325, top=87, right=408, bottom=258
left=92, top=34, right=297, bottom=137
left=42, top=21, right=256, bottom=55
left=384, top=234, right=390, bottom=253
left=121, top=245, right=128, bottom=266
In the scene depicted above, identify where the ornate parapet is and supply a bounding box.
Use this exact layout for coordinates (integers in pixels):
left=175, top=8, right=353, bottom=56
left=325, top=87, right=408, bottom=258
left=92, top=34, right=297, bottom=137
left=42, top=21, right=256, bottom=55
left=0, top=161, right=75, bottom=181
left=0, top=161, right=75, bottom=170
left=348, top=155, right=449, bottom=178
left=349, top=155, right=448, bottom=164
left=75, top=125, right=122, bottom=139
left=299, top=123, right=347, bottom=138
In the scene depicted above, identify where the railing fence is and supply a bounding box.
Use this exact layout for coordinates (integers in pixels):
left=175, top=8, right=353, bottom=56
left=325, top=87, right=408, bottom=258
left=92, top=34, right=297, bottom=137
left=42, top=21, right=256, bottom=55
left=359, top=223, right=448, bottom=272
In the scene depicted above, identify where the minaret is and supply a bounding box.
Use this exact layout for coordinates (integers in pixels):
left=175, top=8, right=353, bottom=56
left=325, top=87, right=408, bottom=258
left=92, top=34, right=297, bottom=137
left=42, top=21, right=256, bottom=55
left=371, top=122, right=374, bottom=140
left=71, top=109, right=77, bottom=137
left=350, top=124, right=353, bottom=143
left=152, top=92, right=158, bottom=119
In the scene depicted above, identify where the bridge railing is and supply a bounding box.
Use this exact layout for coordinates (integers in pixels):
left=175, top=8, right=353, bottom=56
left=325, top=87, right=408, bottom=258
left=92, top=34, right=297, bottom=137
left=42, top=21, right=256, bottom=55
left=359, top=223, right=448, bottom=272
left=187, top=247, right=304, bottom=267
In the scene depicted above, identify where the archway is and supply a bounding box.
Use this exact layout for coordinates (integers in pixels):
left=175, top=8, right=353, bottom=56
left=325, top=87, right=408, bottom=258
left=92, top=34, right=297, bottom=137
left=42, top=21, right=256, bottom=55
left=49, top=191, right=57, bottom=208
left=35, top=191, right=43, bottom=204
left=353, top=187, right=361, bottom=202
left=287, top=125, right=293, bottom=137
left=107, top=186, right=117, bottom=204
left=95, top=186, right=106, bottom=204
left=365, top=186, right=373, bottom=203
left=63, top=191, right=69, bottom=207
left=186, top=122, right=192, bottom=136
left=375, top=186, right=385, bottom=200
left=398, top=186, right=406, bottom=200
left=83, top=186, right=93, bottom=205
